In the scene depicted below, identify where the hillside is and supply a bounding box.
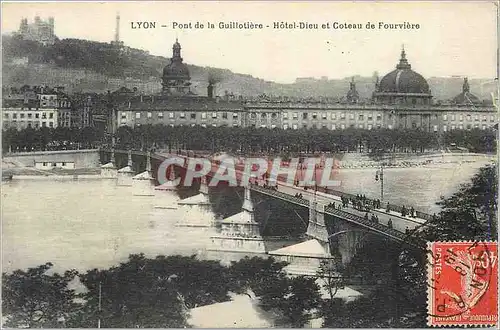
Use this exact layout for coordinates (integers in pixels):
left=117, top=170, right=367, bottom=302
left=2, top=35, right=497, bottom=100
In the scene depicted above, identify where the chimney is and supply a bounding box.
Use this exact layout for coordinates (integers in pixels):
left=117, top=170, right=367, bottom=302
left=208, top=84, right=214, bottom=99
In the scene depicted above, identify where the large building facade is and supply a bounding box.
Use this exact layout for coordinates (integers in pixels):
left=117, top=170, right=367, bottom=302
left=112, top=41, right=496, bottom=133
left=17, top=16, right=56, bottom=45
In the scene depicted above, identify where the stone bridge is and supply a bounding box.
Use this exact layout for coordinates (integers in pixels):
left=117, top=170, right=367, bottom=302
left=100, top=148, right=428, bottom=265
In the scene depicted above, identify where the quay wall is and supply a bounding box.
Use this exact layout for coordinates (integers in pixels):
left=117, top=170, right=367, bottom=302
left=3, top=149, right=100, bottom=169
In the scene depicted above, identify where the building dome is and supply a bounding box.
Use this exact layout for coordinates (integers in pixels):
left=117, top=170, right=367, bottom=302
left=163, top=61, right=190, bottom=80
left=452, top=77, right=481, bottom=105
left=162, top=38, right=191, bottom=94
left=378, top=69, right=430, bottom=94
left=373, top=48, right=432, bottom=105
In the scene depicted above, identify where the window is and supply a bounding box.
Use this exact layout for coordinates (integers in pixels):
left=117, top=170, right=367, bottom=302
left=292, top=112, right=298, bottom=119
left=4, top=113, right=8, bottom=119
left=49, top=113, right=54, bottom=119
left=491, top=115, right=495, bottom=122
left=147, top=112, right=152, bottom=118
left=179, top=112, right=185, bottom=118
left=49, top=122, right=54, bottom=128
left=358, top=124, right=364, bottom=129
left=283, top=112, right=288, bottom=119
left=388, top=124, right=393, bottom=129
left=158, top=112, right=163, bottom=118
left=359, top=114, right=364, bottom=121
left=283, top=124, right=289, bottom=130
left=135, top=112, right=141, bottom=119
left=482, top=115, right=487, bottom=121
left=222, top=112, right=228, bottom=119
left=35, top=123, right=39, bottom=128
left=433, top=125, right=438, bottom=132
left=412, top=98, right=417, bottom=105
left=466, top=115, right=471, bottom=121
left=367, top=124, right=373, bottom=130
left=340, top=124, right=346, bottom=129
left=349, top=113, right=355, bottom=120
left=331, top=124, right=336, bottom=130
left=376, top=114, right=382, bottom=121
left=212, top=124, right=217, bottom=127
left=451, top=114, right=455, bottom=121
left=367, top=114, right=373, bottom=121
left=233, top=113, right=238, bottom=118
left=443, top=125, right=447, bottom=132
left=443, top=114, right=448, bottom=121
left=451, top=125, right=456, bottom=130
left=20, top=113, right=25, bottom=119
left=201, top=112, right=207, bottom=119
left=312, top=113, right=317, bottom=119
left=322, top=113, right=327, bottom=119
left=201, top=123, right=206, bottom=128
left=412, top=122, right=417, bottom=129
left=340, top=113, right=346, bottom=119
left=459, top=115, right=463, bottom=121
left=459, top=124, right=464, bottom=130
left=467, top=124, right=472, bottom=130
left=212, top=112, right=218, bottom=118
left=261, top=113, right=267, bottom=119
left=482, top=125, right=486, bottom=130
left=42, top=122, right=47, bottom=127
left=475, top=115, right=479, bottom=121
left=121, top=112, right=127, bottom=119
left=271, top=124, right=277, bottom=128
left=331, top=113, right=337, bottom=120
left=190, top=113, right=196, bottom=119
left=13, top=113, right=17, bottom=119
left=292, top=124, right=298, bottom=130
left=302, top=113, right=308, bottom=119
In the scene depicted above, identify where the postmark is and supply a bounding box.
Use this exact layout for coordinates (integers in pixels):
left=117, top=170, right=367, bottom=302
left=427, top=241, right=498, bottom=327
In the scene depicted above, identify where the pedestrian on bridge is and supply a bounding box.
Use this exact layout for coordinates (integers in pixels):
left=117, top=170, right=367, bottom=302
left=364, top=212, right=369, bottom=221
left=387, top=218, right=393, bottom=229
left=386, top=202, right=391, bottom=213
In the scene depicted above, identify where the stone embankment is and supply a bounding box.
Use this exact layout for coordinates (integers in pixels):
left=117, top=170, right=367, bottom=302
left=338, top=152, right=494, bottom=169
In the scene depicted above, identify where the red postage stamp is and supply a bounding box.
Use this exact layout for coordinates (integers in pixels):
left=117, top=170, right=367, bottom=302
left=427, top=241, right=498, bottom=327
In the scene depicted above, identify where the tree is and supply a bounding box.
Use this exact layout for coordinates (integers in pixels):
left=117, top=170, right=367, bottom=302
left=258, top=276, right=321, bottom=327
left=228, top=256, right=288, bottom=296
left=316, top=259, right=344, bottom=302
left=78, top=254, right=190, bottom=328
left=419, top=164, right=497, bottom=241
left=2, top=262, right=79, bottom=328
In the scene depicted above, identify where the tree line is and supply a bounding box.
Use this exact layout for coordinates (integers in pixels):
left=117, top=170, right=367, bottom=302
left=2, top=164, right=496, bottom=328
left=4, top=125, right=496, bottom=155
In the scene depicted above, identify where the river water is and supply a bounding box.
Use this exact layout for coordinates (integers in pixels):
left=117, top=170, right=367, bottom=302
left=1, top=160, right=492, bottom=274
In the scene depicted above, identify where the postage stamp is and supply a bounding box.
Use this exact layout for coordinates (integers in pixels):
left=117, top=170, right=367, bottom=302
left=427, top=241, right=498, bottom=327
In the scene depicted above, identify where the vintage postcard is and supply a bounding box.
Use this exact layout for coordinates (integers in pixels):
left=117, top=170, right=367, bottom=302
left=1, top=1, right=498, bottom=328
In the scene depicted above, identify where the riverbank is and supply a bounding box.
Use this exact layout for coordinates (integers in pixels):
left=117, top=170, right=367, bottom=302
left=338, top=152, right=494, bottom=169
left=2, top=167, right=101, bottom=179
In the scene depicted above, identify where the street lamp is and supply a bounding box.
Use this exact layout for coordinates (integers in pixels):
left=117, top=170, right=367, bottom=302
left=375, top=166, right=384, bottom=201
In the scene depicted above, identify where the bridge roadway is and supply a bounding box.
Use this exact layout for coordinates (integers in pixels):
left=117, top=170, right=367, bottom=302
left=102, top=149, right=428, bottom=244
left=162, top=152, right=427, bottom=243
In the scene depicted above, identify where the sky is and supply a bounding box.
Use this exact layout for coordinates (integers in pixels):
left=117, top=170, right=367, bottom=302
left=1, top=1, right=498, bottom=83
